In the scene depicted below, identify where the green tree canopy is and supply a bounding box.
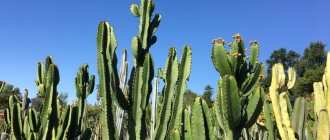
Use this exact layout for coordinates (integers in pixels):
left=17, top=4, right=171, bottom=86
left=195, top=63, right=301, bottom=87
left=0, top=83, right=21, bottom=110
left=202, top=85, right=214, bottom=107
left=183, top=89, right=198, bottom=109
left=264, top=48, right=300, bottom=88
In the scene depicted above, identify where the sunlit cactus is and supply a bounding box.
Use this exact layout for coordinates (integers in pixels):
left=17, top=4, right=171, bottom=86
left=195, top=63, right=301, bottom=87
left=212, top=34, right=265, bottom=139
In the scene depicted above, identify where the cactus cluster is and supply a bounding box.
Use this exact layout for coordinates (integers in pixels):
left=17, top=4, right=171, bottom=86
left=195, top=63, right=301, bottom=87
left=211, top=34, right=265, bottom=139
left=3, top=57, right=95, bottom=140
left=4, top=0, right=330, bottom=140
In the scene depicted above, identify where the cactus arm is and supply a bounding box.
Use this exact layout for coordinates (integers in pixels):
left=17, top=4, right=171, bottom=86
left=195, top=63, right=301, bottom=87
left=249, top=42, right=259, bottom=69
left=245, top=86, right=263, bottom=128
left=135, top=53, right=154, bottom=139
left=211, top=41, right=232, bottom=77
left=38, top=63, right=60, bottom=140
left=130, top=4, right=140, bottom=17
left=97, top=21, right=118, bottom=140
left=154, top=48, right=179, bottom=140
left=169, top=129, right=180, bottom=140
left=241, top=63, right=264, bottom=96
left=183, top=109, right=192, bottom=140
left=287, top=68, right=296, bottom=89
left=214, top=80, right=225, bottom=130
left=138, top=0, right=151, bottom=50
left=56, top=106, right=72, bottom=140
left=221, top=75, right=241, bottom=129
left=11, top=103, right=23, bottom=140
left=169, top=45, right=192, bottom=131
left=279, top=92, right=296, bottom=140
left=317, top=110, right=330, bottom=140
left=28, top=109, right=39, bottom=133
left=191, top=97, right=206, bottom=140
left=263, top=100, right=275, bottom=140
left=291, top=97, right=306, bottom=140
left=201, top=99, right=215, bottom=140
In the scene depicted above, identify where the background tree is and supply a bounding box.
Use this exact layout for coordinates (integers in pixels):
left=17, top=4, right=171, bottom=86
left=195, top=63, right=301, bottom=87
left=294, top=41, right=326, bottom=76
left=183, top=89, right=198, bottom=108
left=58, top=92, right=68, bottom=107
left=0, top=83, right=21, bottom=110
left=292, top=42, right=327, bottom=96
left=202, top=85, right=214, bottom=107
left=31, top=96, right=44, bottom=112
left=264, top=48, right=300, bottom=88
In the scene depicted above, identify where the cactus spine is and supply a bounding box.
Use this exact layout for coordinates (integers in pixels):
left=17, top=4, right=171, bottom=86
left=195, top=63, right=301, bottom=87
left=212, top=35, right=264, bottom=139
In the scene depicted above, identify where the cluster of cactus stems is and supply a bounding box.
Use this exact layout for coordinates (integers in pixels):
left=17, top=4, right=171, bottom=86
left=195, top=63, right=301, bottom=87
left=5, top=0, right=330, bottom=140
left=3, top=56, right=95, bottom=140
left=211, top=34, right=265, bottom=140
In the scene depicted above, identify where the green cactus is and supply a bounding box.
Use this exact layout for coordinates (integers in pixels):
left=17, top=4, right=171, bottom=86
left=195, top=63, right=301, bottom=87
left=75, top=64, right=95, bottom=135
left=36, top=56, right=60, bottom=139
left=212, top=34, right=264, bottom=139
left=291, top=97, right=307, bottom=140
left=153, top=46, right=192, bottom=140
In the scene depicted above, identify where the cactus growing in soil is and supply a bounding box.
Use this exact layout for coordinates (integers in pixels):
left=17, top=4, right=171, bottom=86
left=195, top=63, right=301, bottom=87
left=212, top=34, right=265, bottom=139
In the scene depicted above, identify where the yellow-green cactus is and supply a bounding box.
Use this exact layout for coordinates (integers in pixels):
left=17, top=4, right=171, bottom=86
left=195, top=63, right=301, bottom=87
left=269, top=63, right=297, bottom=140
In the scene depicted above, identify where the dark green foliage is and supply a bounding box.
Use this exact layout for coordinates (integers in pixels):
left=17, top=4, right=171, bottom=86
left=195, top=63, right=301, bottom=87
left=58, top=92, right=68, bottom=107
left=202, top=85, right=214, bottom=108
left=264, top=48, right=300, bottom=89
left=0, top=83, right=21, bottom=110
left=184, top=89, right=198, bottom=108
left=295, top=42, right=326, bottom=76
left=293, top=66, right=324, bottom=96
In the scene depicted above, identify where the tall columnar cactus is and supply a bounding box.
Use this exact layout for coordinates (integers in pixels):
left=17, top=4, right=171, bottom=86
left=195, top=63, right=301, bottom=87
left=152, top=46, right=192, bottom=139
left=312, top=52, right=330, bottom=140
left=269, top=63, right=297, bottom=140
left=211, top=34, right=265, bottom=139
left=4, top=56, right=93, bottom=140
left=34, top=56, right=60, bottom=139
left=75, top=64, right=95, bottom=135
left=96, top=0, right=161, bottom=139
left=291, top=97, right=307, bottom=140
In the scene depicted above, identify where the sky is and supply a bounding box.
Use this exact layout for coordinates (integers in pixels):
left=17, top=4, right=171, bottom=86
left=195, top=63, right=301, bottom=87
left=1, top=0, right=330, bottom=104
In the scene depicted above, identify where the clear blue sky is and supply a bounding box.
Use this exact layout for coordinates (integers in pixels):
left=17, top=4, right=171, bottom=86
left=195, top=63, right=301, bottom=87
left=1, top=0, right=329, bottom=104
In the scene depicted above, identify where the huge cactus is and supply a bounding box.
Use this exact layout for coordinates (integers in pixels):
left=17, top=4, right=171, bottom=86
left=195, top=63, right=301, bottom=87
left=35, top=56, right=61, bottom=139
left=96, top=0, right=162, bottom=139
left=268, top=63, right=297, bottom=140
left=312, top=52, right=330, bottom=140
left=211, top=35, right=265, bottom=139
